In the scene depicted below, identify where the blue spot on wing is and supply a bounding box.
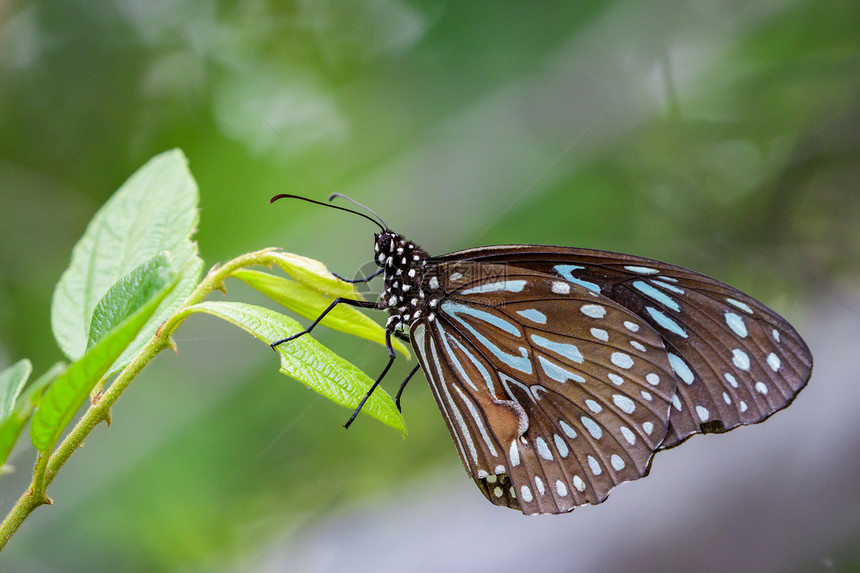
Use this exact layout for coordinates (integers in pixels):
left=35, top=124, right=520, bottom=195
left=554, top=264, right=601, bottom=293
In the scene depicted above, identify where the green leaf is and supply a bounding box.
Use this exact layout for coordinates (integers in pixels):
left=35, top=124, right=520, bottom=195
left=269, top=251, right=363, bottom=299
left=31, top=272, right=179, bottom=452
left=51, top=149, right=199, bottom=361
left=110, top=246, right=203, bottom=374
left=185, top=301, right=406, bottom=435
left=0, top=363, right=65, bottom=471
left=87, top=253, right=173, bottom=351
left=0, top=360, right=32, bottom=421
left=232, top=268, right=410, bottom=358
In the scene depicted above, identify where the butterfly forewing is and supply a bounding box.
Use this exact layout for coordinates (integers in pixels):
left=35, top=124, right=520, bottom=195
left=411, top=264, right=682, bottom=514
left=428, top=246, right=813, bottom=449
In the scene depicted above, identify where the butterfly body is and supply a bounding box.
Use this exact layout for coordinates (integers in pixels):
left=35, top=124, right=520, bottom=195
left=371, top=231, right=812, bottom=514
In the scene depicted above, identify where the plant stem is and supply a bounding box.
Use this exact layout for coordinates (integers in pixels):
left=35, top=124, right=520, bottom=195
left=0, top=248, right=282, bottom=550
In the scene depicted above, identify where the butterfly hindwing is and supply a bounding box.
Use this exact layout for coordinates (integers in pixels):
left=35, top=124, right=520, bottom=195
left=410, top=263, right=681, bottom=514
left=428, top=246, right=813, bottom=449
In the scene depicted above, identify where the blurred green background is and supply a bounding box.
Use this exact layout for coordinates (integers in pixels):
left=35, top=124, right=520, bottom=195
left=1, top=1, right=859, bottom=571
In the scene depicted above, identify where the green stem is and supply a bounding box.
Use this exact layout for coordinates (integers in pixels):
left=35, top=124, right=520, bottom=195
left=0, top=248, right=281, bottom=550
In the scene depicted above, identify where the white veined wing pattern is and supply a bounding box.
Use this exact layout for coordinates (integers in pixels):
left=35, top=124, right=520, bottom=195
left=430, top=246, right=813, bottom=450
left=410, top=265, right=681, bottom=514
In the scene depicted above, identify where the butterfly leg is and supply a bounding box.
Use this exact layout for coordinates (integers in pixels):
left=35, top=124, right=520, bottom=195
left=344, top=329, right=397, bottom=429
left=269, top=297, right=380, bottom=348
left=393, top=331, right=410, bottom=343
left=394, top=364, right=421, bottom=412
left=331, top=267, right=383, bottom=284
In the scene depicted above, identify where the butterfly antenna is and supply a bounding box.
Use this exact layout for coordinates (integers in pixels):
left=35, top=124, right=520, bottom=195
left=328, top=193, right=388, bottom=231
left=270, top=194, right=386, bottom=232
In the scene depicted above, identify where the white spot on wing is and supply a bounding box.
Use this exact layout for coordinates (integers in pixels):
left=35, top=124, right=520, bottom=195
left=652, top=279, right=685, bottom=294
left=538, top=355, right=586, bottom=383
left=610, top=454, right=625, bottom=471
left=535, top=437, right=553, bottom=460
left=551, top=281, right=570, bottom=294
left=696, top=405, right=710, bottom=422
left=668, top=353, right=694, bottom=384
left=643, top=421, right=654, bottom=434
left=554, top=434, right=569, bottom=458
left=535, top=476, right=545, bottom=496
left=585, top=399, right=602, bottom=413
left=608, top=373, right=624, bottom=386
left=587, top=455, right=602, bottom=475
left=725, top=312, right=748, bottom=337
left=646, top=373, right=660, bottom=386
left=727, top=298, right=753, bottom=314
left=521, top=485, right=533, bottom=502
left=581, top=416, right=603, bottom=439
left=767, top=352, right=781, bottom=372
left=625, top=265, right=659, bottom=274
left=620, top=426, right=636, bottom=445
left=461, top=280, right=527, bottom=295
left=516, top=309, right=547, bottom=324
left=755, top=382, right=768, bottom=395
left=531, top=335, right=584, bottom=363
left=646, top=306, right=688, bottom=338
left=633, top=280, right=680, bottom=312
left=732, top=348, right=751, bottom=371
left=559, top=420, right=577, bottom=439
left=623, top=321, right=640, bottom=332
left=556, top=480, right=568, bottom=497
left=590, top=328, right=609, bottom=341
left=573, top=475, right=586, bottom=492
left=611, top=352, right=634, bottom=369
left=509, top=441, right=520, bottom=466
left=724, top=372, right=739, bottom=388
left=612, top=394, right=636, bottom=414
left=580, top=304, right=606, bottom=318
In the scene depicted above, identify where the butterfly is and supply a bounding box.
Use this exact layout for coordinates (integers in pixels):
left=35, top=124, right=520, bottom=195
left=270, top=194, right=813, bottom=515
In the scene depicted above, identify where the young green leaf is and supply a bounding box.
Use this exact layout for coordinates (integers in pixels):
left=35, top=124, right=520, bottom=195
left=184, top=301, right=406, bottom=435
left=0, top=360, right=32, bottom=421
left=269, top=251, right=363, bottom=299
left=110, top=246, right=203, bottom=374
left=0, top=362, right=65, bottom=471
left=87, top=253, right=173, bottom=351
left=232, top=268, right=410, bottom=358
left=32, top=272, right=179, bottom=452
left=51, top=149, right=199, bottom=361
